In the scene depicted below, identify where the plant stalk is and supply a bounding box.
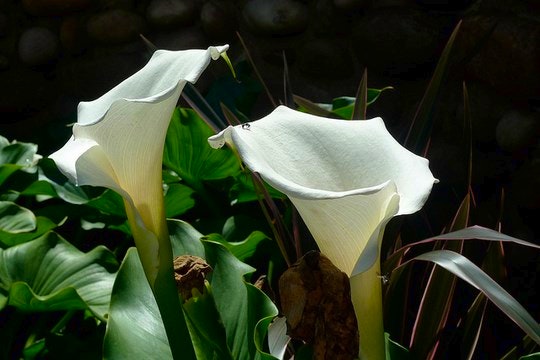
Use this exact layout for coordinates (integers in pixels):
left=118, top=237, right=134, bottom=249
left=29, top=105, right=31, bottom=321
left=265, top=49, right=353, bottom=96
left=350, top=257, right=385, bottom=360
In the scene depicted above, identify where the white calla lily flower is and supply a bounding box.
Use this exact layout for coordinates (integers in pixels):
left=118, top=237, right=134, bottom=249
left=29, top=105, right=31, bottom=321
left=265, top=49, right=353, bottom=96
left=50, top=45, right=228, bottom=286
left=209, top=105, right=437, bottom=360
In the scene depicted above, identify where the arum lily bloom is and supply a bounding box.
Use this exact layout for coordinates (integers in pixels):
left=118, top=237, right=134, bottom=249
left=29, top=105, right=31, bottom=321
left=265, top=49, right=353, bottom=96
left=209, top=106, right=437, bottom=360
left=50, top=45, right=228, bottom=359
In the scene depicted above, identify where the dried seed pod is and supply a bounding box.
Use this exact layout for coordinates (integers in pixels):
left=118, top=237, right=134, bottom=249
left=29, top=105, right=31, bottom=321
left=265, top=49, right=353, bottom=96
left=174, top=255, right=212, bottom=301
left=279, top=251, right=359, bottom=360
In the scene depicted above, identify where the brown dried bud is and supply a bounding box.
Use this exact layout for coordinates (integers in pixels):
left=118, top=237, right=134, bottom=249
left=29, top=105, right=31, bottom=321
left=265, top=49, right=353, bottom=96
left=173, top=255, right=212, bottom=301
left=279, top=251, right=359, bottom=360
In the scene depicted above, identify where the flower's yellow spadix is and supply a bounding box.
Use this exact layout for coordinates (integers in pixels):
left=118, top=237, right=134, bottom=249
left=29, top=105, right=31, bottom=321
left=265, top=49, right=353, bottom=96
left=209, top=105, right=437, bottom=359
left=50, top=45, right=228, bottom=285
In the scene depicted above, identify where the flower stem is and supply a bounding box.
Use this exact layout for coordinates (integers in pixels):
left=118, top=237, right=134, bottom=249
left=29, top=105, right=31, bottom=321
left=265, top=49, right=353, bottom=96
left=350, top=257, right=385, bottom=360
left=152, top=263, right=196, bottom=360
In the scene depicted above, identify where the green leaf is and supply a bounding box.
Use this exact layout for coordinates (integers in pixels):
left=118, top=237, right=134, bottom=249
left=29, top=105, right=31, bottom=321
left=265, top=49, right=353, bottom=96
left=230, top=170, right=286, bottom=204
left=164, top=183, right=195, bottom=218
left=294, top=87, right=393, bottom=120
left=414, top=250, right=540, bottom=345
left=106, top=220, right=278, bottom=360
left=29, top=158, right=90, bottom=204
left=86, top=189, right=126, bottom=217
left=172, top=220, right=279, bottom=359
left=163, top=107, right=241, bottom=185
left=0, top=201, right=36, bottom=234
left=386, top=226, right=540, bottom=270
left=204, top=231, right=270, bottom=262
left=0, top=137, right=39, bottom=168
left=352, top=69, right=368, bottom=120
left=405, top=20, right=462, bottom=153
left=0, top=232, right=118, bottom=319
left=385, top=333, right=410, bottom=360
left=520, top=353, right=540, bottom=359
left=459, top=293, right=487, bottom=360
left=0, top=216, right=57, bottom=247
left=202, top=240, right=277, bottom=359
left=103, top=248, right=173, bottom=360
left=0, top=164, right=24, bottom=187
left=183, top=283, right=233, bottom=360
left=410, top=193, right=469, bottom=358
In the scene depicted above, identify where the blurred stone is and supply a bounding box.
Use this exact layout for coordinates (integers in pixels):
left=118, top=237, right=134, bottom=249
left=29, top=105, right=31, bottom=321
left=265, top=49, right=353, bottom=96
left=0, top=13, right=8, bottom=37
left=510, top=156, right=540, bottom=209
left=22, top=0, right=91, bottom=16
left=496, top=108, right=540, bottom=153
left=151, top=26, right=208, bottom=50
left=146, top=0, right=197, bottom=29
left=458, top=15, right=540, bottom=101
left=333, top=0, right=371, bottom=10
left=99, top=0, right=135, bottom=10
left=87, top=9, right=146, bottom=44
left=371, top=0, right=415, bottom=8
left=351, top=8, right=442, bottom=75
left=18, top=27, right=59, bottom=66
left=415, top=0, right=474, bottom=10
left=60, top=16, right=87, bottom=54
left=0, top=54, right=8, bottom=70
left=243, top=0, right=309, bottom=36
left=457, top=81, right=511, bottom=144
left=296, top=38, right=353, bottom=78
left=201, top=0, right=238, bottom=40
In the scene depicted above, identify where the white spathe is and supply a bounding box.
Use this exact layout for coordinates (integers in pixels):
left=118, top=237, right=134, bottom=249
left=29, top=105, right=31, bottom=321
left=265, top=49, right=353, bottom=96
left=209, top=105, right=437, bottom=277
left=50, top=45, right=228, bottom=284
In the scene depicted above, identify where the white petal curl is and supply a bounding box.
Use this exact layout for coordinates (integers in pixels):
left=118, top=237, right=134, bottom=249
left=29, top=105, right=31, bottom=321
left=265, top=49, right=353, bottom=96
left=49, top=46, right=228, bottom=282
left=209, top=105, right=437, bottom=275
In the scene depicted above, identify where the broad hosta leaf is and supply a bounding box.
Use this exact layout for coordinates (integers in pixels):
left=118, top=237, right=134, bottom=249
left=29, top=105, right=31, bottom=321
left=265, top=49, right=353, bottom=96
left=163, top=108, right=241, bottom=186
left=103, top=248, right=173, bottom=360
left=230, top=170, right=286, bottom=204
left=0, top=136, right=40, bottom=186
left=27, top=158, right=90, bottom=205
left=204, top=230, right=270, bottom=262
left=164, top=183, right=195, bottom=218
left=0, top=201, right=36, bottom=234
left=414, top=250, right=540, bottom=345
left=0, top=136, right=38, bottom=167
left=0, top=232, right=117, bottom=319
left=0, top=216, right=57, bottom=247
left=105, top=266, right=179, bottom=357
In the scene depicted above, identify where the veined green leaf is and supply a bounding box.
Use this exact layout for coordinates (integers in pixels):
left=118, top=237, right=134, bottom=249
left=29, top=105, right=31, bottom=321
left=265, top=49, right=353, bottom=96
left=204, top=231, right=270, bottom=262
left=0, top=201, right=36, bottom=234
left=163, top=107, right=241, bottom=185
left=103, top=248, right=173, bottom=360
left=0, top=232, right=117, bottom=320
left=164, top=183, right=195, bottom=218
left=0, top=216, right=57, bottom=247
left=0, top=136, right=39, bottom=169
